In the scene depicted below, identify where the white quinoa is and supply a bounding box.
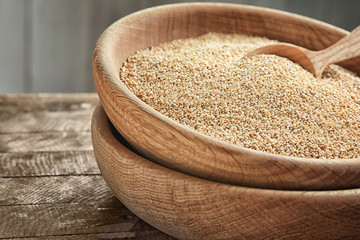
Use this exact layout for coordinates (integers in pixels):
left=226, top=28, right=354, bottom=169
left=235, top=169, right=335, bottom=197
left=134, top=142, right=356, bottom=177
left=120, top=33, right=360, bottom=159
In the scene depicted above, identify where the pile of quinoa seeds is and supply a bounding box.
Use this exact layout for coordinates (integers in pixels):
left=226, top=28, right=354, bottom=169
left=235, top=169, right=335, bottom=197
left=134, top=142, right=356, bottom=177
left=120, top=33, right=360, bottom=159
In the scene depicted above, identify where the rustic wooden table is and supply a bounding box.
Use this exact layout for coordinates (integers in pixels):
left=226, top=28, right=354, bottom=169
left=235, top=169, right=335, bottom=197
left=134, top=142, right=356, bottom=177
left=0, top=93, right=173, bottom=239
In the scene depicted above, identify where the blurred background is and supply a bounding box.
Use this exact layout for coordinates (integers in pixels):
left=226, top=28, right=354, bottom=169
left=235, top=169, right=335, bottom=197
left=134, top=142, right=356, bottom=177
left=1, top=0, right=359, bottom=93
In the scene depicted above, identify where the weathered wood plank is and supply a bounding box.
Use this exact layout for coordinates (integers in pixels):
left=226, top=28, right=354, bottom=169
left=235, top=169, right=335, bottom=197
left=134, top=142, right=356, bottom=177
left=0, top=93, right=173, bottom=239
left=0, top=176, right=112, bottom=205
left=8, top=232, right=136, bottom=240
left=6, top=218, right=174, bottom=239
left=0, top=203, right=137, bottom=238
left=0, top=151, right=99, bottom=177
left=0, top=93, right=98, bottom=113
left=0, top=175, right=173, bottom=238
left=0, top=165, right=172, bottom=239
left=7, top=231, right=172, bottom=240
left=0, top=196, right=172, bottom=239
left=0, top=94, right=97, bottom=133
left=0, top=110, right=94, bottom=133
left=0, top=132, right=92, bottom=153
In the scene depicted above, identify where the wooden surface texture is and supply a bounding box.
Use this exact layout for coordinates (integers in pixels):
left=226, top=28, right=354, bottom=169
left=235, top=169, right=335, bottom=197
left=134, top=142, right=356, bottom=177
left=0, top=94, right=172, bottom=239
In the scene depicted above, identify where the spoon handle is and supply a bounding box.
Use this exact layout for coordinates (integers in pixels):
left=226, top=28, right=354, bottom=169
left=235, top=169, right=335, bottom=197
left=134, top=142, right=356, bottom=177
left=311, top=26, right=360, bottom=75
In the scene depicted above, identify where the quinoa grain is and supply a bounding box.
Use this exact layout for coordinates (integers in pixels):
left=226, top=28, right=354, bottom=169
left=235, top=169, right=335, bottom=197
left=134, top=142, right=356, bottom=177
left=120, top=33, right=360, bottom=159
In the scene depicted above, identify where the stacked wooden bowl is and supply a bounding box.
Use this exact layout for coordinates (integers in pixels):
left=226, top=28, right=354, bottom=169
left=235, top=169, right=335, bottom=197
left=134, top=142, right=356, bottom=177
left=92, top=3, right=360, bottom=239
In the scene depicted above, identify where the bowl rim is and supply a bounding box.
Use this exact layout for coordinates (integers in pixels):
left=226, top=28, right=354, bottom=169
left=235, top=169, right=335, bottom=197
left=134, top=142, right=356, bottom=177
left=93, top=2, right=360, bottom=190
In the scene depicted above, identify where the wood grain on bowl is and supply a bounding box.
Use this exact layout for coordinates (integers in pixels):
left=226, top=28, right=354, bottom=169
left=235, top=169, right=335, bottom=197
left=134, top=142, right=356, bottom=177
left=92, top=105, right=360, bottom=240
left=93, top=3, right=360, bottom=190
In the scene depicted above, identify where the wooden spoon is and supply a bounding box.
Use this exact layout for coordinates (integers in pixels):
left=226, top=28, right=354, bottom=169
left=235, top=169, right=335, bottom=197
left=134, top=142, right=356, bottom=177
left=245, top=26, right=360, bottom=78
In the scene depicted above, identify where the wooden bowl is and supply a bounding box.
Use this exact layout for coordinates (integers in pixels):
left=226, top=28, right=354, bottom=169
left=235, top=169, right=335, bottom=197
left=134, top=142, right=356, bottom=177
left=93, top=3, right=360, bottom=190
left=91, top=105, right=360, bottom=240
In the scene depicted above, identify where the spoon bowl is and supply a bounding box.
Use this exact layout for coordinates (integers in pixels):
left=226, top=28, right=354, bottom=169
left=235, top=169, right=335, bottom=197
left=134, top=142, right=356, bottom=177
left=245, top=26, right=360, bottom=78
left=245, top=43, right=316, bottom=76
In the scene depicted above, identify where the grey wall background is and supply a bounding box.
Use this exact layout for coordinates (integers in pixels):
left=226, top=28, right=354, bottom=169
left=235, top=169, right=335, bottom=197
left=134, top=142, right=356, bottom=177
left=1, top=0, right=359, bottom=93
